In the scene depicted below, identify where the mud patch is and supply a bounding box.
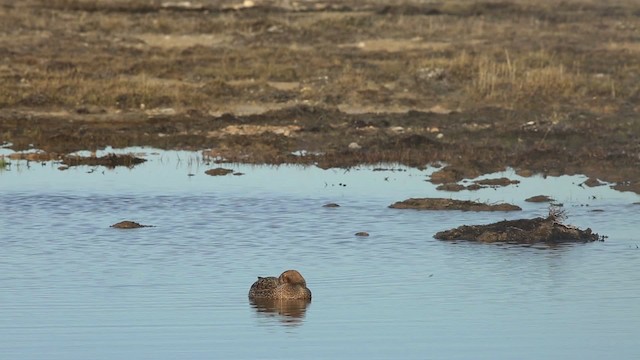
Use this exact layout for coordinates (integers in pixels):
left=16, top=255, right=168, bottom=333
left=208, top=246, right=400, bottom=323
left=434, top=215, right=601, bottom=244
left=525, top=195, right=555, bottom=203
left=389, top=198, right=521, bottom=211
left=473, top=177, right=520, bottom=187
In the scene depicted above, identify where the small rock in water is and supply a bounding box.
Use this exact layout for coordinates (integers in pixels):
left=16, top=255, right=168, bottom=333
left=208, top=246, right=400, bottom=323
left=205, top=167, right=234, bottom=176
left=323, top=203, right=340, bottom=208
left=110, top=221, right=152, bottom=229
left=355, top=231, right=370, bottom=237
left=582, top=177, right=605, bottom=187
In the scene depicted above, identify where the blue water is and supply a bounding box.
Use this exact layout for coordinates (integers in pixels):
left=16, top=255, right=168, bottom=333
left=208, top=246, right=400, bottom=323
left=1, top=149, right=639, bottom=359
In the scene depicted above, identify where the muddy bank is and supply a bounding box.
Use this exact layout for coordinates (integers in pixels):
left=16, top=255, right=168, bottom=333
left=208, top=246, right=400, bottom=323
left=2, top=105, right=637, bottom=194
left=1, top=0, right=639, bottom=193
left=63, top=153, right=146, bottom=168
left=434, top=215, right=601, bottom=244
left=7, top=151, right=147, bottom=168
left=389, top=198, right=521, bottom=211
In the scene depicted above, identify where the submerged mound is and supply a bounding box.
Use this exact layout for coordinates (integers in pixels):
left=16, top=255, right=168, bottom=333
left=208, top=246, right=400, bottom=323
left=434, top=215, right=600, bottom=243
left=389, top=198, right=521, bottom=211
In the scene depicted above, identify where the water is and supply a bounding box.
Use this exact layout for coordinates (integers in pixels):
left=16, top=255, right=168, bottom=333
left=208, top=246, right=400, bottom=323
left=1, top=149, right=639, bottom=359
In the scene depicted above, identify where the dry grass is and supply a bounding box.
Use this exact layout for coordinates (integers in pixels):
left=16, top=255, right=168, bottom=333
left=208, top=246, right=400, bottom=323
left=465, top=51, right=578, bottom=105
left=1, top=0, right=639, bottom=115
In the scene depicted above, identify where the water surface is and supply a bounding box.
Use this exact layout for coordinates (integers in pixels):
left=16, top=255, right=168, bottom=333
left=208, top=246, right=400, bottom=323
left=1, top=149, right=639, bottom=359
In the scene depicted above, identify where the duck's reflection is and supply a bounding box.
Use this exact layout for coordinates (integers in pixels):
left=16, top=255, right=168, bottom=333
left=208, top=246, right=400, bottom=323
left=250, top=298, right=311, bottom=326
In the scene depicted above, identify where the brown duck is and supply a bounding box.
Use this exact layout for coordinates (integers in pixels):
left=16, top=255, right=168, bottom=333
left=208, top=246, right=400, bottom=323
left=248, top=270, right=312, bottom=301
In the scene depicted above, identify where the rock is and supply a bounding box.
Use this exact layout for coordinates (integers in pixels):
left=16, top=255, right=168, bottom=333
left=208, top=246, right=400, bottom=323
left=434, top=215, right=601, bottom=243
left=348, top=142, right=362, bottom=150
left=583, top=177, right=605, bottom=187
left=429, top=166, right=481, bottom=184
left=110, top=221, right=153, bottom=229
left=389, top=198, right=521, bottom=211
left=205, top=167, right=234, bottom=176
left=355, top=231, right=370, bottom=237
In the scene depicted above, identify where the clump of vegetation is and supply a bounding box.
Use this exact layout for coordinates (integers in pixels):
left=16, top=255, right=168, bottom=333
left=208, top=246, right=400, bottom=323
left=0, top=156, right=10, bottom=170
left=548, top=205, right=568, bottom=223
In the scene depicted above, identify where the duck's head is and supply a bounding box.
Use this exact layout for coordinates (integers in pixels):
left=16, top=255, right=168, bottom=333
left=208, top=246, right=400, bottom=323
left=278, top=270, right=307, bottom=287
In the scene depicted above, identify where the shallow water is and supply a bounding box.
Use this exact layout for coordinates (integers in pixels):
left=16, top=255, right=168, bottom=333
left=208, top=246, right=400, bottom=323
left=1, top=148, right=639, bottom=359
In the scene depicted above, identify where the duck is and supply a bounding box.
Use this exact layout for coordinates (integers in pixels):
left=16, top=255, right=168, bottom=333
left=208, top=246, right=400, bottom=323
left=248, top=270, right=312, bottom=301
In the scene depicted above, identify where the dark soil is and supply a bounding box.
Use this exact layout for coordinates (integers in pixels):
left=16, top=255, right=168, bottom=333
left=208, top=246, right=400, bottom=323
left=389, top=198, right=521, bottom=211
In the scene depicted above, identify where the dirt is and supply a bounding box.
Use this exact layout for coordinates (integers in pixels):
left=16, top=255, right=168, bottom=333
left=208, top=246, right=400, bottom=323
left=1, top=0, right=639, bottom=193
left=434, top=215, right=601, bottom=243
left=389, top=198, right=521, bottom=211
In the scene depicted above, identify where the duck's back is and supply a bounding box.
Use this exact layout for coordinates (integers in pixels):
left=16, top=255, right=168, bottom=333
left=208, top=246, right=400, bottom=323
left=248, top=276, right=279, bottom=299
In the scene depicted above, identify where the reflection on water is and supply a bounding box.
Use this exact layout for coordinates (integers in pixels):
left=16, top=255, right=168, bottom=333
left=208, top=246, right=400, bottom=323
left=250, top=298, right=311, bottom=326
left=1, top=148, right=639, bottom=359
